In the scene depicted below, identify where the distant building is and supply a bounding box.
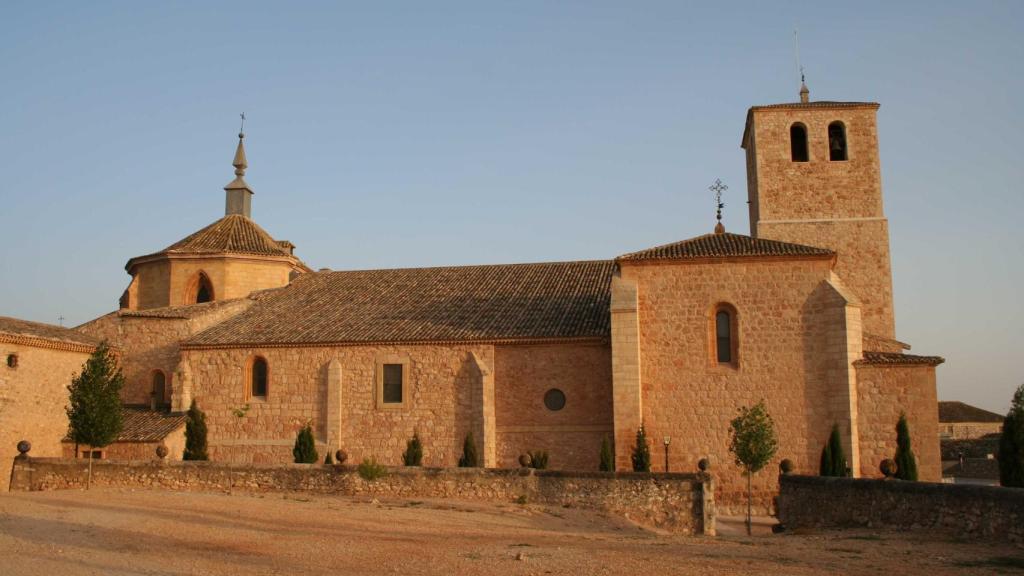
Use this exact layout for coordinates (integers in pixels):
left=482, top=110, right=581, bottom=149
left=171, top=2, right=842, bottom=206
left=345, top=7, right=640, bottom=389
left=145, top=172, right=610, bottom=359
left=938, top=401, right=1004, bottom=440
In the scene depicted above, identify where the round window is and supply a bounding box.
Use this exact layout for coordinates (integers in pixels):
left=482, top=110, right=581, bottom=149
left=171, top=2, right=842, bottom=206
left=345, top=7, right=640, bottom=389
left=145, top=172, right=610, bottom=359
left=543, top=388, right=566, bottom=411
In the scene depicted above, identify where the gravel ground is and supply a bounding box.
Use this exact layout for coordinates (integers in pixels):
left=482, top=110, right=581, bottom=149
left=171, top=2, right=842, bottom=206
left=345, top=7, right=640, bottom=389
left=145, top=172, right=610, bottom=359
left=0, top=489, right=1021, bottom=575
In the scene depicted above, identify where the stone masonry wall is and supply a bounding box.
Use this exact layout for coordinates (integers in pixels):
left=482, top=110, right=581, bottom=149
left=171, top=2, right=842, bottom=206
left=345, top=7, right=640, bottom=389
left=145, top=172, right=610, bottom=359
left=494, top=343, right=613, bottom=471
left=0, top=343, right=91, bottom=491
left=778, top=474, right=1024, bottom=543
left=856, top=363, right=941, bottom=481
left=77, top=300, right=251, bottom=406
left=620, top=256, right=847, bottom=513
left=8, top=457, right=715, bottom=535
left=132, top=255, right=296, bottom=311
left=61, top=424, right=186, bottom=461
left=745, top=104, right=895, bottom=339
left=183, top=344, right=494, bottom=466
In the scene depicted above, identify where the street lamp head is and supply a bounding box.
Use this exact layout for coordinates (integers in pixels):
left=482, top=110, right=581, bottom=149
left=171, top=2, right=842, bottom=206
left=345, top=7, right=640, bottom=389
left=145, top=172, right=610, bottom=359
left=663, top=436, right=671, bottom=446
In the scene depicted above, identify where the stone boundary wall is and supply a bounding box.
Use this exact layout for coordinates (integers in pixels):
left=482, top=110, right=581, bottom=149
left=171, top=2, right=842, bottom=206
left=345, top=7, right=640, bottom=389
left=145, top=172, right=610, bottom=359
left=8, top=457, right=715, bottom=535
left=778, top=474, right=1024, bottom=543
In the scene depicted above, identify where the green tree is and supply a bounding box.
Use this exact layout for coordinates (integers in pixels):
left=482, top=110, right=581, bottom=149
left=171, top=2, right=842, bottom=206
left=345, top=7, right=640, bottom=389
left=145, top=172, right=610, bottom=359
left=599, top=436, right=614, bottom=472
left=402, top=431, right=423, bottom=466
left=631, top=425, right=651, bottom=472
left=66, top=341, right=124, bottom=489
left=894, top=412, right=918, bottom=481
left=728, top=400, right=779, bottom=536
left=183, top=399, right=209, bottom=461
left=819, top=423, right=848, bottom=477
left=458, top=432, right=478, bottom=467
left=292, top=422, right=319, bottom=464
left=998, top=383, right=1024, bottom=487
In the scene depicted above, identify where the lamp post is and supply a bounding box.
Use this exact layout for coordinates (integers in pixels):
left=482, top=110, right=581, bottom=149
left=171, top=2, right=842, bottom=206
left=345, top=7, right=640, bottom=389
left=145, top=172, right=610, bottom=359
left=663, top=436, right=671, bottom=473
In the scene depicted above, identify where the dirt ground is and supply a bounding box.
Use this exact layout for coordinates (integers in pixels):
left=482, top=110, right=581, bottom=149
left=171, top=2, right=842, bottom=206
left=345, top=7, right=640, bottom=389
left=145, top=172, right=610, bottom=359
left=0, top=489, right=1021, bottom=575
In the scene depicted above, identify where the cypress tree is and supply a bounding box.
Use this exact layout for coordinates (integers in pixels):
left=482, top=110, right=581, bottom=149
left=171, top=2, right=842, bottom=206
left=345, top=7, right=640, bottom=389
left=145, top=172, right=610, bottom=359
left=183, top=399, right=209, bottom=461
left=631, top=425, right=651, bottom=472
left=894, top=412, right=918, bottom=481
left=402, top=431, right=423, bottom=466
left=292, top=423, right=319, bottom=464
left=458, top=432, right=478, bottom=467
left=998, top=383, right=1024, bottom=487
left=66, top=341, right=124, bottom=489
left=599, top=435, right=614, bottom=472
left=819, top=423, right=847, bottom=476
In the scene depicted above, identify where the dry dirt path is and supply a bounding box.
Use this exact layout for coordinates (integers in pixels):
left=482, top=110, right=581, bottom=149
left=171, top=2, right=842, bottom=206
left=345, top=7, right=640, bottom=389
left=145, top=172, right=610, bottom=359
left=0, top=489, right=1021, bottom=575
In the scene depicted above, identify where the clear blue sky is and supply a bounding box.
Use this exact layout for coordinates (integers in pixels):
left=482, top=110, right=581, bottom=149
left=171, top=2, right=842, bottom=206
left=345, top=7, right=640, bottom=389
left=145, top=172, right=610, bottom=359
left=1, top=2, right=1020, bottom=413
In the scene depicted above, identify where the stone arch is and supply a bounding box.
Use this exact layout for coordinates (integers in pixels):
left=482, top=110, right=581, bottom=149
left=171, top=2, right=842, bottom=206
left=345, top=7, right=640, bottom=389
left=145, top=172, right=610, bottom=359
left=828, top=121, right=848, bottom=161
left=710, top=302, right=739, bottom=366
left=185, top=271, right=215, bottom=305
left=790, top=122, right=809, bottom=162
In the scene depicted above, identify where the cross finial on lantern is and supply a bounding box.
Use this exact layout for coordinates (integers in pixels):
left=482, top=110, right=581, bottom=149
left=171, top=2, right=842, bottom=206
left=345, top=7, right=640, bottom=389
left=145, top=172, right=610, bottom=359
left=709, top=179, right=728, bottom=234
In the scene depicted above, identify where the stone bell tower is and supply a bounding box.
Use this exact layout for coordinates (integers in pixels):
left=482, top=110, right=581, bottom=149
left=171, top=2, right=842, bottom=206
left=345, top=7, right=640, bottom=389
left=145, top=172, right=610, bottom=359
left=741, top=84, right=896, bottom=339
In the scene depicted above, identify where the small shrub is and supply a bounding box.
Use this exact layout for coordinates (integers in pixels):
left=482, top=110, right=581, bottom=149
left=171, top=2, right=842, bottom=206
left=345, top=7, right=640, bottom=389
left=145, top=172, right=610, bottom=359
left=599, top=435, right=614, bottom=472
left=894, top=412, right=918, bottom=481
left=631, top=425, right=651, bottom=472
left=292, top=422, right=319, bottom=464
left=458, top=432, right=479, bottom=467
left=183, top=399, right=209, bottom=461
left=324, top=451, right=334, bottom=465
left=402, top=431, right=423, bottom=466
left=528, top=450, right=549, bottom=470
left=357, top=457, right=387, bottom=481
left=819, top=423, right=848, bottom=477
left=514, top=494, right=528, bottom=505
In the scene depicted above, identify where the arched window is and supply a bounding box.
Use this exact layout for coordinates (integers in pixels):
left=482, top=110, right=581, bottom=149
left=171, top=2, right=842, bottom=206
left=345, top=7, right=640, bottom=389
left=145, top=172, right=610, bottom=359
left=712, top=304, right=738, bottom=365
left=790, top=123, right=809, bottom=162
left=250, top=356, right=268, bottom=399
left=195, top=273, right=213, bottom=304
left=828, top=121, right=848, bottom=161
left=152, top=370, right=166, bottom=406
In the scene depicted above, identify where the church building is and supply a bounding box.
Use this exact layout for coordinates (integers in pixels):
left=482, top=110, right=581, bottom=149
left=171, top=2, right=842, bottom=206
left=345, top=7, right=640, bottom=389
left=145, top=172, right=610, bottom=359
left=7, top=87, right=944, bottom=508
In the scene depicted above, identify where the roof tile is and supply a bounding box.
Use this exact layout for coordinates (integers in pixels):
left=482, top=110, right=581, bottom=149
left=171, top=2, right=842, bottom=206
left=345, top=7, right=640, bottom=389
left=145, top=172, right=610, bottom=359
left=617, top=232, right=833, bottom=262
left=185, top=260, right=614, bottom=347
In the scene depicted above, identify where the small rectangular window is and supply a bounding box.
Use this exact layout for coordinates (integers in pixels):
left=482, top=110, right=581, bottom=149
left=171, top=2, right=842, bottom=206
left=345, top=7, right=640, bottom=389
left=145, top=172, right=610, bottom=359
left=382, top=364, right=403, bottom=404
left=6, top=353, right=18, bottom=368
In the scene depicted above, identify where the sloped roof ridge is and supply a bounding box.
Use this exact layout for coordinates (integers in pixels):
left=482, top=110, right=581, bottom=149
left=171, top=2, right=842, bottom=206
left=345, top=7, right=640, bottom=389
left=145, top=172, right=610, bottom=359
left=617, top=231, right=834, bottom=262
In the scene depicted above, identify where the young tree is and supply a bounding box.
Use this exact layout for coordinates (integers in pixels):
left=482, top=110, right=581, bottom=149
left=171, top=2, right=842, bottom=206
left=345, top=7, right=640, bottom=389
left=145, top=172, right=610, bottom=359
left=66, top=341, right=124, bottom=489
left=893, top=412, right=918, bottom=481
left=402, top=430, right=423, bottom=466
left=729, top=400, right=779, bottom=535
left=819, top=423, right=847, bottom=477
left=998, top=383, right=1024, bottom=487
left=183, top=399, right=209, bottom=461
left=458, top=432, right=478, bottom=467
left=292, top=422, right=319, bottom=464
left=631, top=425, right=651, bottom=472
left=599, top=435, right=614, bottom=472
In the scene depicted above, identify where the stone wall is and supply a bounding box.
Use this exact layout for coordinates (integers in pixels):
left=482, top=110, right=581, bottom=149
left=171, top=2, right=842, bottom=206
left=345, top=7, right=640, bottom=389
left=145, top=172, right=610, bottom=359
left=78, top=300, right=251, bottom=406
left=130, top=254, right=298, bottom=311
left=0, top=343, right=92, bottom=491
left=183, top=344, right=493, bottom=466
left=744, top=103, right=895, bottom=339
left=7, top=457, right=715, bottom=535
left=617, top=256, right=847, bottom=513
left=61, top=424, right=186, bottom=461
left=856, top=363, right=941, bottom=481
left=494, top=342, right=613, bottom=470
left=941, top=422, right=1003, bottom=440
left=777, top=474, right=1024, bottom=543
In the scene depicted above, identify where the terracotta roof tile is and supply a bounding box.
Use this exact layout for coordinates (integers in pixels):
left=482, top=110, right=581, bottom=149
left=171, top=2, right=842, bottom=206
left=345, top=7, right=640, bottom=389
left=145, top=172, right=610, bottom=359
left=64, top=407, right=186, bottom=443
left=162, top=214, right=291, bottom=256
left=748, top=101, right=879, bottom=112
left=617, top=232, right=833, bottom=262
left=119, top=298, right=250, bottom=319
left=0, top=316, right=101, bottom=348
left=184, top=260, right=614, bottom=347
left=938, top=401, right=1004, bottom=424
left=855, top=351, right=945, bottom=367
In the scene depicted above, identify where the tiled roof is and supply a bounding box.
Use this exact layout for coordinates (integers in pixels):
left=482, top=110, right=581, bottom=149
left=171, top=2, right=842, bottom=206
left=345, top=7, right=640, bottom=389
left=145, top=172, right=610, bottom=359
left=119, top=298, right=250, bottom=319
left=855, top=351, right=945, bottom=367
left=64, top=407, right=186, bottom=443
left=938, top=401, right=1004, bottom=424
left=617, top=232, right=833, bottom=262
left=748, top=101, right=879, bottom=112
left=0, top=316, right=101, bottom=349
left=125, top=215, right=298, bottom=271
left=184, top=260, right=614, bottom=347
